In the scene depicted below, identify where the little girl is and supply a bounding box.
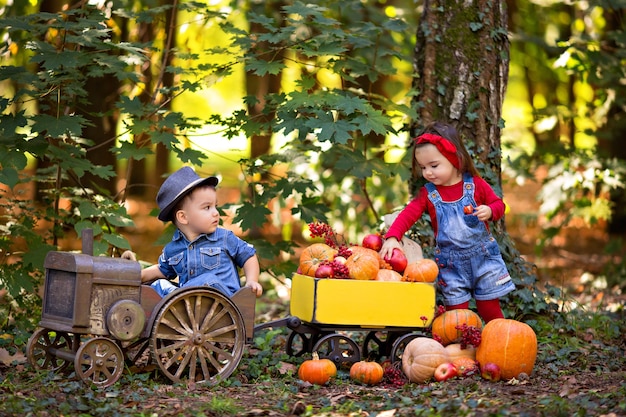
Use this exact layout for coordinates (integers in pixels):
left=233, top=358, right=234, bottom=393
left=380, top=121, right=515, bottom=322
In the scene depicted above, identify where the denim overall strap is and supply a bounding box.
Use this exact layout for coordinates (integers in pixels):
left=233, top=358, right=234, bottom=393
left=426, top=175, right=491, bottom=255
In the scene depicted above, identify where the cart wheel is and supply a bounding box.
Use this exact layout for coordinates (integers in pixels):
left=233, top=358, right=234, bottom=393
left=26, top=327, right=74, bottom=372
left=286, top=330, right=321, bottom=357
left=150, top=288, right=245, bottom=385
left=312, top=333, right=361, bottom=368
left=362, top=331, right=407, bottom=361
left=74, top=337, right=124, bottom=388
left=390, top=333, right=419, bottom=363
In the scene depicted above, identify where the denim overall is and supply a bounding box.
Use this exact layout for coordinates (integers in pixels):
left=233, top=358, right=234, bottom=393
left=425, top=174, right=515, bottom=305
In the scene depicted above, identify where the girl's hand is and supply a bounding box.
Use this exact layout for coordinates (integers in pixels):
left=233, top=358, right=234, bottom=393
left=473, top=205, right=493, bottom=221
left=380, top=237, right=402, bottom=260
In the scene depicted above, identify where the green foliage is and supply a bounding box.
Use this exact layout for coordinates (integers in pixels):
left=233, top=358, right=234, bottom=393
left=507, top=147, right=626, bottom=252
left=1, top=0, right=623, bottom=350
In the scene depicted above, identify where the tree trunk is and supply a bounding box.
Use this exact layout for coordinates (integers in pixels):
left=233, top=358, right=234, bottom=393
left=245, top=0, right=285, bottom=238
left=126, top=2, right=176, bottom=202
left=411, top=0, right=534, bottom=285
left=412, top=0, right=509, bottom=196
left=596, top=6, right=626, bottom=236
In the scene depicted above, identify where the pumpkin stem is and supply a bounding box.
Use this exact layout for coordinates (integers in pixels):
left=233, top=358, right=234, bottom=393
left=312, top=351, right=319, bottom=360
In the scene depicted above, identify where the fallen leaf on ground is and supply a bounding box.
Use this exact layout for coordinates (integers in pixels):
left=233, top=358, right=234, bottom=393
left=0, top=348, right=26, bottom=366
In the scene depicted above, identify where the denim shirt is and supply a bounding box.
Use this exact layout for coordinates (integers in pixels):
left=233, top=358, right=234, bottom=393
left=157, top=227, right=256, bottom=295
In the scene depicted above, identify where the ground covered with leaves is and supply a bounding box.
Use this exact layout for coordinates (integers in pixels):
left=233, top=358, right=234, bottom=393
left=1, top=285, right=625, bottom=417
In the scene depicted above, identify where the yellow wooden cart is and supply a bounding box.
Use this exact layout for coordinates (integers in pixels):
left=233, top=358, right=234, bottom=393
left=255, top=273, right=436, bottom=368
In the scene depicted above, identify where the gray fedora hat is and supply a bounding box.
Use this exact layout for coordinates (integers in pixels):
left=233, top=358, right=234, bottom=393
left=156, top=166, right=219, bottom=222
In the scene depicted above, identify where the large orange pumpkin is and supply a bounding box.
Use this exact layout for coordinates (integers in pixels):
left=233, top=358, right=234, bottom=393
left=345, top=246, right=380, bottom=280
left=401, top=337, right=449, bottom=383
left=476, top=318, right=538, bottom=380
left=376, top=269, right=403, bottom=282
left=299, top=243, right=337, bottom=277
left=402, top=259, right=439, bottom=283
left=349, top=361, right=384, bottom=385
left=298, top=352, right=337, bottom=385
left=431, top=309, right=483, bottom=346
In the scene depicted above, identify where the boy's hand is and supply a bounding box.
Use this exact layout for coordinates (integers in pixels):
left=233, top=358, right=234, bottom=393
left=246, top=281, right=263, bottom=297
left=121, top=250, right=137, bottom=261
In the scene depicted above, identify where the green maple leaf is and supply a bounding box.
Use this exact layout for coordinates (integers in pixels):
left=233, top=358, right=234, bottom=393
left=233, top=202, right=272, bottom=231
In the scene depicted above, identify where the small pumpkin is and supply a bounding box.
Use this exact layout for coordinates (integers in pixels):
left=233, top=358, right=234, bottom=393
left=402, top=259, right=439, bottom=283
left=444, top=343, right=477, bottom=363
left=401, top=337, right=449, bottom=383
left=431, top=309, right=483, bottom=346
left=298, top=352, right=337, bottom=385
left=452, top=357, right=479, bottom=377
left=349, top=361, right=384, bottom=385
left=299, top=243, right=338, bottom=277
left=376, top=269, right=403, bottom=282
left=345, top=246, right=380, bottom=280
left=476, top=318, right=537, bottom=380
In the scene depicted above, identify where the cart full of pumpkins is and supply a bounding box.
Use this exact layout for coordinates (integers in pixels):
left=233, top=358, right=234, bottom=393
left=256, top=225, right=537, bottom=386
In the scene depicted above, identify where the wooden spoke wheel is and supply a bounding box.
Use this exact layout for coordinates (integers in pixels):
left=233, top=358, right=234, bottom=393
left=150, top=288, right=245, bottom=385
left=312, top=333, right=361, bottom=368
left=26, top=327, right=74, bottom=372
left=74, top=337, right=124, bottom=388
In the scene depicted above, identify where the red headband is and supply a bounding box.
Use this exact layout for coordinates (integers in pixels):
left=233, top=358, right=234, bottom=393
left=414, top=133, right=460, bottom=169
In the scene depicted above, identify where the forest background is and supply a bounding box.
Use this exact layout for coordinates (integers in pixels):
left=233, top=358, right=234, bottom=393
left=0, top=0, right=625, bottom=415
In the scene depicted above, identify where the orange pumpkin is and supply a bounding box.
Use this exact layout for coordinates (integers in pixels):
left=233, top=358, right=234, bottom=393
left=476, top=318, right=537, bottom=380
left=431, top=309, right=483, bottom=346
left=401, top=337, right=449, bottom=383
left=345, top=247, right=380, bottom=280
left=349, top=361, right=384, bottom=385
left=298, top=352, right=337, bottom=385
left=376, top=269, right=403, bottom=282
left=299, top=243, right=337, bottom=277
left=444, top=343, right=477, bottom=362
left=402, top=259, right=439, bottom=283
left=452, top=357, right=479, bottom=377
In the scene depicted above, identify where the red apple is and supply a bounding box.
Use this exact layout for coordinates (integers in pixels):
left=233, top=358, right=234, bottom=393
left=385, top=248, right=408, bottom=273
left=315, top=263, right=334, bottom=278
left=480, top=362, right=501, bottom=382
left=362, top=233, right=383, bottom=251
left=434, top=362, right=458, bottom=382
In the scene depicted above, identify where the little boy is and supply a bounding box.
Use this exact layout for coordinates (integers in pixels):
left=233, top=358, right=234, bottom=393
left=141, top=166, right=263, bottom=298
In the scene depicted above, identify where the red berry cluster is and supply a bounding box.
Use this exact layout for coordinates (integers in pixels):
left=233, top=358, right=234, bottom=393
left=456, top=324, right=482, bottom=349
left=308, top=222, right=351, bottom=249
left=321, top=259, right=350, bottom=279
left=308, top=222, right=339, bottom=248
left=336, top=245, right=353, bottom=259
left=382, top=361, right=408, bottom=387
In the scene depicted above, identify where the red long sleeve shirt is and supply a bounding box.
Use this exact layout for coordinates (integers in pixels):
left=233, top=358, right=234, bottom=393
left=385, top=176, right=505, bottom=240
